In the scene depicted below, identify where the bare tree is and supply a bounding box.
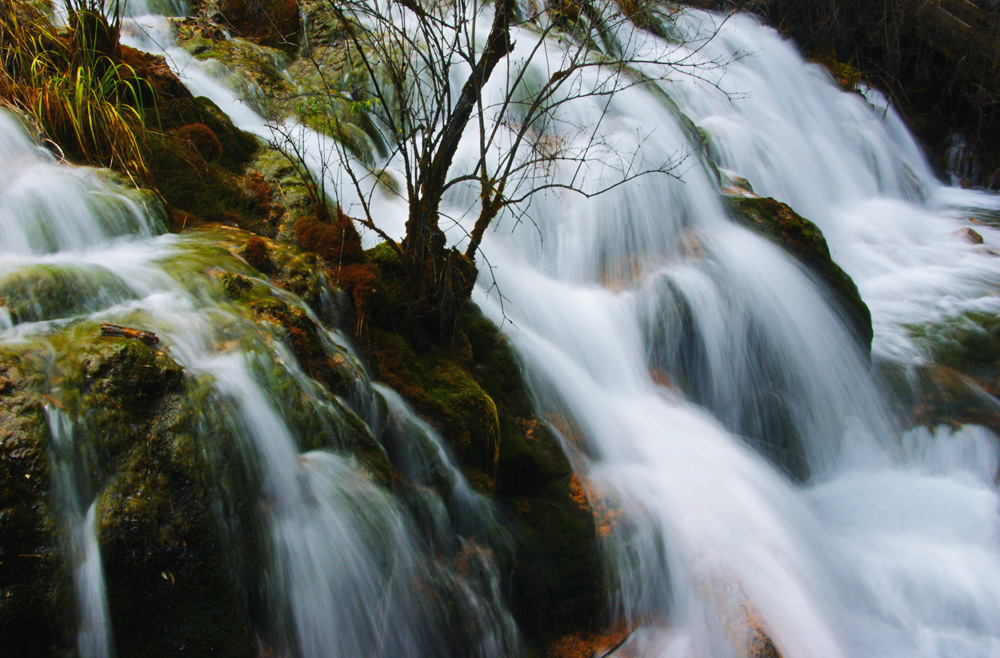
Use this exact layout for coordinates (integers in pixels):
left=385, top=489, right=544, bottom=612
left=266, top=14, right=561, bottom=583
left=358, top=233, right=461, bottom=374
left=290, top=0, right=737, bottom=338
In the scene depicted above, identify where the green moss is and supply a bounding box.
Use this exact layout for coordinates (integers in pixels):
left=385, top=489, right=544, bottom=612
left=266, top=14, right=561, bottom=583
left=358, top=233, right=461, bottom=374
left=726, top=194, right=873, bottom=351
left=97, top=387, right=256, bottom=658
left=363, top=295, right=603, bottom=650
left=218, top=271, right=258, bottom=301
left=0, top=354, right=64, bottom=656
left=0, top=265, right=134, bottom=325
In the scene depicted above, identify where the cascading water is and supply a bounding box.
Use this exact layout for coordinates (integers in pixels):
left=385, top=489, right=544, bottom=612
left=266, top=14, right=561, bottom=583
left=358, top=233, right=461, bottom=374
left=45, top=408, right=115, bottom=658
left=9, top=0, right=1000, bottom=656
left=0, top=46, right=518, bottom=658
left=461, top=9, right=1000, bottom=658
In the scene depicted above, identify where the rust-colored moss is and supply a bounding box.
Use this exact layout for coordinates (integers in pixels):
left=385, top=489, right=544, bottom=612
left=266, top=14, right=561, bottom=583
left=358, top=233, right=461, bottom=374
left=249, top=299, right=323, bottom=365
left=546, top=625, right=633, bottom=658
left=336, top=263, right=378, bottom=323
left=174, top=123, right=223, bottom=162
left=118, top=45, right=194, bottom=122
left=239, top=171, right=283, bottom=229
left=294, top=207, right=364, bottom=265
left=242, top=235, right=274, bottom=273
left=242, top=171, right=272, bottom=207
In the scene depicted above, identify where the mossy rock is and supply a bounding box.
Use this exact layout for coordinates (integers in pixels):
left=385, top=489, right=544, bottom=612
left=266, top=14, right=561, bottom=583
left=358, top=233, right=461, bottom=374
left=61, top=336, right=183, bottom=466
left=0, top=334, right=255, bottom=658
left=363, top=295, right=603, bottom=651
left=907, top=311, right=1000, bottom=390
left=890, top=310, right=1000, bottom=435
left=97, top=394, right=256, bottom=658
left=875, top=360, right=1000, bottom=438
left=184, top=96, right=260, bottom=171
left=0, top=265, right=134, bottom=325
left=726, top=194, right=873, bottom=352
left=0, top=354, right=66, bottom=657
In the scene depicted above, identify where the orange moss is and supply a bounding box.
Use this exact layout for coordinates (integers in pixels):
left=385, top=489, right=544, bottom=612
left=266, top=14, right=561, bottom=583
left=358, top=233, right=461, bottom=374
left=546, top=634, right=591, bottom=658
left=568, top=474, right=589, bottom=513
left=242, top=235, right=274, bottom=273
left=567, top=474, right=622, bottom=540
left=547, top=624, right=634, bottom=658
left=294, top=207, right=364, bottom=265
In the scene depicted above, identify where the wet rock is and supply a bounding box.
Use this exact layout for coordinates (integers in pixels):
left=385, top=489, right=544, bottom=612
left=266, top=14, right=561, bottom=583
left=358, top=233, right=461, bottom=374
left=0, top=265, right=133, bottom=325
left=364, top=297, right=604, bottom=650
left=878, top=361, right=1000, bottom=437
left=726, top=194, right=873, bottom=352
left=0, top=336, right=257, bottom=658
left=953, top=226, right=985, bottom=244
left=0, top=356, right=65, bottom=657
left=98, top=390, right=257, bottom=658
left=888, top=310, right=1000, bottom=434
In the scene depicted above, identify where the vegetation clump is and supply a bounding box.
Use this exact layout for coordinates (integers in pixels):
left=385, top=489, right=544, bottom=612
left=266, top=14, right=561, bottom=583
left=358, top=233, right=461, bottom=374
left=0, top=1, right=155, bottom=179
left=242, top=235, right=275, bottom=273
left=295, top=206, right=365, bottom=266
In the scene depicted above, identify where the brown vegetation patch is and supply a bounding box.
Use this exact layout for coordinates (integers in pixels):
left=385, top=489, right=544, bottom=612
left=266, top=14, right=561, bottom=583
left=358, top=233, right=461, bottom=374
left=175, top=123, right=223, bottom=162
left=242, top=235, right=274, bottom=273
left=219, top=0, right=301, bottom=47
left=294, top=207, right=365, bottom=265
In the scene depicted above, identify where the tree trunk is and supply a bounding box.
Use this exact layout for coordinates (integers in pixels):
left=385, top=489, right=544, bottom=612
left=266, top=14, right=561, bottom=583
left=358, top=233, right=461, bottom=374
left=400, top=0, right=517, bottom=340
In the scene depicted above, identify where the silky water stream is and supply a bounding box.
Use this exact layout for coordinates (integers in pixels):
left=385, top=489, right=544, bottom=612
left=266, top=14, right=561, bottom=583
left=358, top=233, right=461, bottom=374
left=11, top=1, right=1000, bottom=657
left=462, top=11, right=1000, bottom=658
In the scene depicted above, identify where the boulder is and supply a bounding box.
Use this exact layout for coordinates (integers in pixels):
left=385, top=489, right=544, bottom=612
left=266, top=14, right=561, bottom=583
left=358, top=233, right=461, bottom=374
left=726, top=194, right=873, bottom=352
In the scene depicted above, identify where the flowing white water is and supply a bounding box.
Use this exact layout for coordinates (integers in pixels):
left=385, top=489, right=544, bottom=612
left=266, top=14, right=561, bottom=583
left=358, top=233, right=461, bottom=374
left=21, top=1, right=1000, bottom=657
left=451, top=6, right=1000, bottom=658
left=661, top=11, right=1000, bottom=364
left=45, top=408, right=115, bottom=658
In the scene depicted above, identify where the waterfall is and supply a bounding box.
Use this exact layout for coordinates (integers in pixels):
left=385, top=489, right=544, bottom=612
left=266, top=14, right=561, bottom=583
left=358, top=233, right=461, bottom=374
left=7, top=0, right=1000, bottom=656
left=463, top=9, right=1000, bottom=658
